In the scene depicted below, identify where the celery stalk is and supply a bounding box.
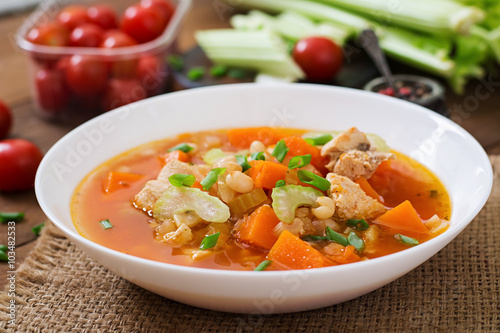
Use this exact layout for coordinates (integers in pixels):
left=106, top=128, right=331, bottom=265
left=229, top=0, right=370, bottom=31
left=313, top=0, right=484, bottom=35
left=195, top=29, right=304, bottom=80
left=231, top=10, right=352, bottom=45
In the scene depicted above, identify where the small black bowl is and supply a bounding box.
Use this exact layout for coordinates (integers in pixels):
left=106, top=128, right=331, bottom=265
left=363, top=74, right=448, bottom=116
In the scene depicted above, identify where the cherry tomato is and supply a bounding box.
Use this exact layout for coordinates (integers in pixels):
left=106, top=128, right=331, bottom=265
left=100, top=30, right=137, bottom=48
left=121, top=4, right=167, bottom=44
left=101, top=30, right=138, bottom=78
left=0, top=139, right=43, bottom=191
left=57, top=6, right=89, bottom=31
left=292, top=37, right=343, bottom=81
left=69, top=23, right=105, bottom=47
left=66, top=55, right=109, bottom=97
left=136, top=55, right=167, bottom=96
left=87, top=5, right=118, bottom=30
left=35, top=68, right=69, bottom=113
left=0, top=100, right=12, bottom=140
left=140, top=0, right=175, bottom=24
left=101, top=78, right=147, bottom=111
left=26, top=22, right=69, bottom=46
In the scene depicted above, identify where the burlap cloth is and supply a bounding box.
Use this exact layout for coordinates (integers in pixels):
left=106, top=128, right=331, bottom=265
left=1, top=157, right=499, bottom=332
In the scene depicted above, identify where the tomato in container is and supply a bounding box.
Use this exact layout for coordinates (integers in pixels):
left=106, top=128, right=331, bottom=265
left=15, top=0, right=191, bottom=122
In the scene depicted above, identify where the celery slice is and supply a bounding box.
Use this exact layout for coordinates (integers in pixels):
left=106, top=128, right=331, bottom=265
left=228, top=188, right=268, bottom=215
left=154, top=187, right=230, bottom=223
left=271, top=185, right=323, bottom=224
left=195, top=29, right=304, bottom=80
left=203, top=148, right=226, bottom=165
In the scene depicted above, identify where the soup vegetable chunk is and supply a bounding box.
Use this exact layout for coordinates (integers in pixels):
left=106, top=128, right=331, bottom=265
left=72, top=127, right=451, bottom=271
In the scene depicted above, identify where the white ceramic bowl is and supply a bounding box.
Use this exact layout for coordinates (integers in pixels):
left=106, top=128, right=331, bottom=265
left=35, top=83, right=493, bottom=314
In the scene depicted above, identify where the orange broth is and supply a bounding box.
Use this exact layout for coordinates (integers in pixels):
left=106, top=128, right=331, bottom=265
left=71, top=128, right=451, bottom=270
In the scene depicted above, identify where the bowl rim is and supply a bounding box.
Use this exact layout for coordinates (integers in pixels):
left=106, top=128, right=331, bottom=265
left=15, top=0, right=192, bottom=58
left=35, top=83, right=494, bottom=278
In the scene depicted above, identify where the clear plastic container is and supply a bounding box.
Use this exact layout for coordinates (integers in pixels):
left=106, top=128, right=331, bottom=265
left=16, top=0, right=191, bottom=123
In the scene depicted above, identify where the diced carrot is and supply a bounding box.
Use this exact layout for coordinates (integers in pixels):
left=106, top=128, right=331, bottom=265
left=323, top=243, right=361, bottom=265
left=355, top=177, right=383, bottom=202
left=157, top=150, right=190, bottom=166
left=103, top=172, right=144, bottom=193
left=236, top=205, right=281, bottom=250
left=191, top=180, right=203, bottom=190
left=247, top=160, right=288, bottom=189
left=227, top=127, right=279, bottom=149
left=267, top=230, right=332, bottom=270
left=374, top=200, right=429, bottom=234
left=283, top=136, right=328, bottom=174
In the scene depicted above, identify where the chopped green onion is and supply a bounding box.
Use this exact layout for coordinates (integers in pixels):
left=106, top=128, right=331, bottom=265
left=275, top=179, right=286, bottom=188
left=302, top=235, right=328, bottom=242
left=167, top=54, right=184, bottom=71
left=297, top=170, right=330, bottom=191
left=304, top=134, right=333, bottom=146
left=99, top=219, right=114, bottom=230
left=32, top=223, right=45, bottom=237
left=199, top=232, right=220, bottom=250
left=236, top=155, right=252, bottom=172
left=346, top=219, right=370, bottom=231
left=0, top=212, right=25, bottom=224
left=254, top=259, right=273, bottom=271
left=347, top=231, right=365, bottom=252
left=251, top=151, right=266, bottom=161
left=210, top=64, right=227, bottom=77
left=168, top=143, right=193, bottom=153
left=288, top=154, right=312, bottom=169
left=0, top=250, right=7, bottom=262
left=187, top=66, right=205, bottom=81
left=227, top=68, right=254, bottom=79
left=396, top=234, right=420, bottom=246
left=168, top=174, right=196, bottom=187
left=326, top=226, right=348, bottom=246
left=272, top=139, right=289, bottom=163
left=0, top=245, right=7, bottom=252
left=201, top=168, right=226, bottom=191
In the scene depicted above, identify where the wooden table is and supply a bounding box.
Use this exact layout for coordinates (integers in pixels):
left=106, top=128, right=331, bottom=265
left=1, top=0, right=499, bottom=290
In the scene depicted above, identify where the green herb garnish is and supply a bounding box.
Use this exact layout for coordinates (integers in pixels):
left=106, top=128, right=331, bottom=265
left=210, top=64, right=227, bottom=77
left=201, top=168, right=226, bottom=191
left=227, top=68, right=253, bottom=79
left=288, top=154, right=312, bottom=169
left=0, top=212, right=25, bottom=224
left=199, top=232, right=220, bottom=250
left=347, top=232, right=365, bottom=252
left=346, top=219, right=370, bottom=231
left=297, top=170, right=330, bottom=191
left=304, top=134, right=333, bottom=146
left=272, top=140, right=289, bottom=163
left=167, top=54, right=184, bottom=71
left=187, top=67, right=205, bottom=81
left=251, top=151, right=265, bottom=161
left=275, top=179, right=286, bottom=188
left=168, top=143, right=193, bottom=153
left=236, top=155, right=252, bottom=172
left=396, top=234, right=420, bottom=246
left=168, top=174, right=196, bottom=187
left=302, top=235, right=328, bottom=242
left=99, top=219, right=114, bottom=230
left=32, top=223, right=45, bottom=237
left=254, top=260, right=272, bottom=271
left=326, top=226, right=348, bottom=246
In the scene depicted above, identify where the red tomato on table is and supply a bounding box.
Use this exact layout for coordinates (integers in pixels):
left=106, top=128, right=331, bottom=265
left=87, top=5, right=118, bottom=30
left=121, top=4, right=168, bottom=44
left=0, top=100, right=12, bottom=140
left=0, top=139, right=43, bottom=191
left=65, top=55, right=109, bottom=97
left=292, top=37, right=343, bottom=81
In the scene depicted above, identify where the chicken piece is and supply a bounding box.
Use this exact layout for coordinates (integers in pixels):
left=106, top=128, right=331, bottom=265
left=321, top=127, right=371, bottom=170
left=163, top=224, right=193, bottom=247
left=134, top=180, right=169, bottom=212
left=326, top=173, right=387, bottom=220
left=157, top=159, right=195, bottom=183
left=333, top=150, right=394, bottom=180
